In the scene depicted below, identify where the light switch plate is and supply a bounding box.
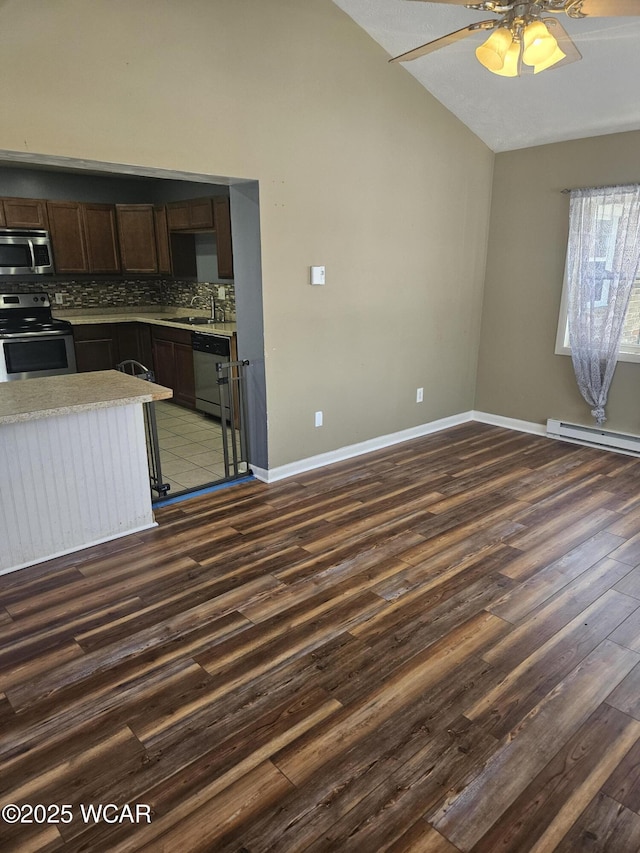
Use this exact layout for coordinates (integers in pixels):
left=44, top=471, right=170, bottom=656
left=310, top=265, right=326, bottom=286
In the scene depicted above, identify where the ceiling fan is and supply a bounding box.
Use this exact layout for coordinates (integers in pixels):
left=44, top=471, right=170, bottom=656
left=390, top=1, right=640, bottom=77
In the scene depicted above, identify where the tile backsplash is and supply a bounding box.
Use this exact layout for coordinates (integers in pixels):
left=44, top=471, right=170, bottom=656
left=4, top=278, right=236, bottom=320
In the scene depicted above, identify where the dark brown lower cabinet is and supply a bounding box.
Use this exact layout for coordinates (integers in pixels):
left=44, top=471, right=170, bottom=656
left=116, top=323, right=153, bottom=370
left=73, top=324, right=117, bottom=372
left=73, top=323, right=153, bottom=374
left=73, top=322, right=194, bottom=408
left=150, top=325, right=195, bottom=409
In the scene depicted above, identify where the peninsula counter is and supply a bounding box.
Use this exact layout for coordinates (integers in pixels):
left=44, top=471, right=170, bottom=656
left=0, top=370, right=172, bottom=574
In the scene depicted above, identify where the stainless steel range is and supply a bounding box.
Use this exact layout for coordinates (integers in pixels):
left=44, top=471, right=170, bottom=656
left=0, top=292, right=76, bottom=381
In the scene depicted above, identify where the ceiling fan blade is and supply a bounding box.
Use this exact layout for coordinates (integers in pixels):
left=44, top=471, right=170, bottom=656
left=574, top=0, right=640, bottom=15
left=390, top=20, right=497, bottom=62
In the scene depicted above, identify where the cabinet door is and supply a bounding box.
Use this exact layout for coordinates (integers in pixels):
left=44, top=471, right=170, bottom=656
left=153, top=206, right=171, bottom=275
left=174, top=342, right=196, bottom=408
left=151, top=339, right=176, bottom=390
left=166, top=197, right=214, bottom=231
left=116, top=205, right=158, bottom=273
left=137, top=323, right=154, bottom=371
left=150, top=326, right=194, bottom=408
left=213, top=197, right=234, bottom=279
left=0, top=203, right=5, bottom=227
left=73, top=324, right=116, bottom=372
left=2, top=197, right=49, bottom=228
left=166, top=201, right=190, bottom=230
left=188, top=198, right=214, bottom=229
left=47, top=202, right=89, bottom=273
left=83, top=204, right=120, bottom=274
left=114, top=323, right=154, bottom=371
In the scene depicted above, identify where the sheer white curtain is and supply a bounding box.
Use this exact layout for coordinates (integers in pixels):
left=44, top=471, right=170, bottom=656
left=566, top=184, right=640, bottom=424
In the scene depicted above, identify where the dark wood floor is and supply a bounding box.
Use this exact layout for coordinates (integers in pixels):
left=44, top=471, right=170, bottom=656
left=4, top=423, right=640, bottom=852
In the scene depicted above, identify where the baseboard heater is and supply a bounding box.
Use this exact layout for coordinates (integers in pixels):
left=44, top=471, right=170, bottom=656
left=546, top=418, right=640, bottom=456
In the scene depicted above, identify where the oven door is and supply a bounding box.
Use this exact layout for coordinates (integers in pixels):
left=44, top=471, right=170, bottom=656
left=0, top=333, right=77, bottom=381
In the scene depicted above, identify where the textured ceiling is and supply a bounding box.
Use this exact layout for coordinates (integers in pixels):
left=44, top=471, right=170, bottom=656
left=332, top=0, right=640, bottom=152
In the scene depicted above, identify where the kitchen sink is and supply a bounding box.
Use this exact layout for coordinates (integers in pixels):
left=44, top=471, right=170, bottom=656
left=165, top=316, right=218, bottom=325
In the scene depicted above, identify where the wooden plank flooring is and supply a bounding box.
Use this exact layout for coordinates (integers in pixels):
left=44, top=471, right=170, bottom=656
left=4, top=423, right=640, bottom=851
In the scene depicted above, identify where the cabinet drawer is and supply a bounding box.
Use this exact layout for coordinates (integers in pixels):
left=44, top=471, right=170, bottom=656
left=73, top=323, right=114, bottom=342
left=151, top=325, right=192, bottom=346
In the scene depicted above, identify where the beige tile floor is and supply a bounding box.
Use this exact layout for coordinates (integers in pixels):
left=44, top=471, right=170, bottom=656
left=154, top=399, right=230, bottom=495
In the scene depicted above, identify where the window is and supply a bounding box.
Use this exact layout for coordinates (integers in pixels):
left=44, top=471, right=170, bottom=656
left=555, top=196, right=640, bottom=363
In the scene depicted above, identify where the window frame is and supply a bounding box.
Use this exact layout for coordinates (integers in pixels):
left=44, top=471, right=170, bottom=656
left=555, top=215, right=640, bottom=365
left=555, top=302, right=640, bottom=364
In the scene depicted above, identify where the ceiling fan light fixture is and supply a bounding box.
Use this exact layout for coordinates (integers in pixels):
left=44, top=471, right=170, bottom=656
left=491, top=40, right=521, bottom=77
left=533, top=43, right=567, bottom=73
left=475, top=27, right=513, bottom=72
left=522, top=20, right=558, bottom=66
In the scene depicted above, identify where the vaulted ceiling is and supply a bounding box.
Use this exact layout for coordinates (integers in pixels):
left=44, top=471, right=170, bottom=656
left=333, top=0, right=640, bottom=152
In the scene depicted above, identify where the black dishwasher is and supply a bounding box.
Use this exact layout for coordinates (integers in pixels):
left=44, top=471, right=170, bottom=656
left=192, top=332, right=231, bottom=418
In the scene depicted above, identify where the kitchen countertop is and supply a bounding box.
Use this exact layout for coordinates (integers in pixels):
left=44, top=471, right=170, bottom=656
left=0, top=370, right=172, bottom=425
left=56, top=310, right=237, bottom=337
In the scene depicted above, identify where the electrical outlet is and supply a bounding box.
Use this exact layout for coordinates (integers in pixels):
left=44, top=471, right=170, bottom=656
left=416, top=387, right=424, bottom=403
left=54, top=293, right=64, bottom=305
left=315, top=411, right=323, bottom=427
left=218, top=286, right=226, bottom=300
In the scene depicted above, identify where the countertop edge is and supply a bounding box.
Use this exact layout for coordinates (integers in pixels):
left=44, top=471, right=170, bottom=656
left=57, top=312, right=237, bottom=338
left=0, top=370, right=173, bottom=425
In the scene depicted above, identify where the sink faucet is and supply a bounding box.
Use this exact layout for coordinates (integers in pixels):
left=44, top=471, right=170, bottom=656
left=190, top=294, right=215, bottom=320
left=190, top=292, right=224, bottom=322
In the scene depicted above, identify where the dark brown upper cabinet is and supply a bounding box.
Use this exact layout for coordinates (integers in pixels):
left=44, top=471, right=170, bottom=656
left=153, top=205, right=172, bottom=275
left=213, top=197, right=234, bottom=279
left=47, top=201, right=119, bottom=274
left=166, top=197, right=215, bottom=231
left=47, top=201, right=90, bottom=273
left=167, top=196, right=233, bottom=279
left=83, top=204, right=120, bottom=274
left=4, top=191, right=232, bottom=280
left=116, top=204, right=159, bottom=274
left=2, top=197, right=49, bottom=229
left=115, top=204, right=175, bottom=275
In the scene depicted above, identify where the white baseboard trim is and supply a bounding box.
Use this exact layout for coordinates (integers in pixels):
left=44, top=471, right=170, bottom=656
left=0, top=522, right=158, bottom=577
left=252, top=411, right=549, bottom=485
left=253, top=411, right=474, bottom=483
left=472, top=411, right=546, bottom=437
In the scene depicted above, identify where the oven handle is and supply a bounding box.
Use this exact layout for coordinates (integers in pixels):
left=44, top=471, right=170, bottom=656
left=0, top=329, right=70, bottom=338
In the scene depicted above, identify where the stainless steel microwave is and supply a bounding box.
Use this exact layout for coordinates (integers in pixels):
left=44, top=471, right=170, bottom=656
left=0, top=228, right=54, bottom=275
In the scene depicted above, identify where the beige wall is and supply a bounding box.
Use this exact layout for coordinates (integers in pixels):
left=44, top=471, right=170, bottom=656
left=476, top=130, right=640, bottom=434
left=0, top=0, right=494, bottom=468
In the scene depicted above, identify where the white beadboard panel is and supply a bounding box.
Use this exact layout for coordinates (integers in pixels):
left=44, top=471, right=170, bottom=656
left=0, top=404, right=154, bottom=574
